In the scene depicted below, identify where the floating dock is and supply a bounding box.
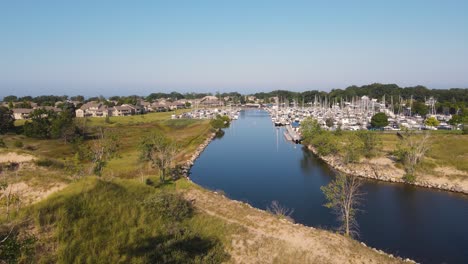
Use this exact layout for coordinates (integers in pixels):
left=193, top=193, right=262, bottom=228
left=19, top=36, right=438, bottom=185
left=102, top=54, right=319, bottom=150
left=285, top=125, right=302, bottom=143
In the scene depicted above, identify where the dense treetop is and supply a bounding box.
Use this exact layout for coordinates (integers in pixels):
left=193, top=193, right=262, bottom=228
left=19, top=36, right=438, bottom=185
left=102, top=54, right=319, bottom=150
left=2, top=84, right=468, bottom=106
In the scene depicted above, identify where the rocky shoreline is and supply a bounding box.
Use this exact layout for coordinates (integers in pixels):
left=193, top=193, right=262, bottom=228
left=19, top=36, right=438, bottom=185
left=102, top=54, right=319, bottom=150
left=180, top=132, right=417, bottom=263
left=181, top=132, right=216, bottom=177
left=307, top=146, right=467, bottom=195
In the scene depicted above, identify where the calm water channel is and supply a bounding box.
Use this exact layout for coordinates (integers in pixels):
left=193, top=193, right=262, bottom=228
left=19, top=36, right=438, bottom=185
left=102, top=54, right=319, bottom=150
left=190, top=110, right=468, bottom=264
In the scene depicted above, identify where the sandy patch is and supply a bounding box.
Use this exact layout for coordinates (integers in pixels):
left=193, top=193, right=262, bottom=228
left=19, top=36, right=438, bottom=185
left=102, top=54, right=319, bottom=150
left=184, top=188, right=406, bottom=264
left=0, top=152, right=35, bottom=163
left=434, top=166, right=468, bottom=177
left=2, top=181, right=67, bottom=204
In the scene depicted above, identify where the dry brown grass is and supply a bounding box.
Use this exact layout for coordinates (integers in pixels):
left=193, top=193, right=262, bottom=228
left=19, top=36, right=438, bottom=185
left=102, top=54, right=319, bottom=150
left=183, top=184, right=403, bottom=264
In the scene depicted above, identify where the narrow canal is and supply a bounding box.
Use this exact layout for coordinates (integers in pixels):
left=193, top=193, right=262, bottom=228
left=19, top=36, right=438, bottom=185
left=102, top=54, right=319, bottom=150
left=190, top=109, right=468, bottom=264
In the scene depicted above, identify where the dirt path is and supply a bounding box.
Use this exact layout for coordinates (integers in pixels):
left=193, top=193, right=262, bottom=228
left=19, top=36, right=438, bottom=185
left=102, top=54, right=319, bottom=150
left=2, top=182, right=67, bottom=205
left=185, top=188, right=409, bottom=264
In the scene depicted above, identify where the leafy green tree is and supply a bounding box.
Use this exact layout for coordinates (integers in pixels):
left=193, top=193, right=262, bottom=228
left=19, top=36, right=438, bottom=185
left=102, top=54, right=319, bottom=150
left=448, top=114, right=464, bottom=125
left=0, top=107, right=14, bottom=134
left=412, top=101, right=428, bottom=116
left=210, top=115, right=230, bottom=130
left=50, top=111, right=76, bottom=140
left=15, top=101, right=32, bottom=109
left=424, top=117, right=440, bottom=127
left=300, top=117, right=322, bottom=143
left=2, top=95, right=17, bottom=102
left=343, top=134, right=364, bottom=164
left=311, top=132, right=338, bottom=156
left=70, top=95, right=85, bottom=102
left=325, top=118, right=334, bottom=128
left=357, top=131, right=381, bottom=158
left=321, top=173, right=364, bottom=237
left=140, top=132, right=179, bottom=182
left=23, top=109, right=56, bottom=138
left=370, top=113, right=388, bottom=129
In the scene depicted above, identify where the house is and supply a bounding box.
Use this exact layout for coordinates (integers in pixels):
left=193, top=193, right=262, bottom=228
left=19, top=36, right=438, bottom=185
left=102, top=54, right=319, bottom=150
left=12, top=108, right=33, bottom=120
left=127, top=104, right=145, bottom=114
left=199, top=96, right=224, bottom=107
left=76, top=102, right=110, bottom=117
left=138, top=100, right=152, bottom=112
left=111, top=105, right=134, bottom=116
left=150, top=102, right=169, bottom=112
left=169, top=100, right=186, bottom=110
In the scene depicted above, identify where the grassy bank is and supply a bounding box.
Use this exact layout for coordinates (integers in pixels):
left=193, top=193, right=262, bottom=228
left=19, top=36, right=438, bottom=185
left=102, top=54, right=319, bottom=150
left=1, top=111, right=212, bottom=181
left=16, top=177, right=230, bottom=263
left=2, top=176, right=404, bottom=263
left=378, top=132, right=468, bottom=173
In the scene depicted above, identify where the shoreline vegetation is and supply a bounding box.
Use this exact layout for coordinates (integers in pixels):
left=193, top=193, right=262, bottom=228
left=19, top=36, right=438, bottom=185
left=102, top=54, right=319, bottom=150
left=0, top=111, right=417, bottom=263
left=306, top=145, right=468, bottom=195
left=300, top=118, right=468, bottom=195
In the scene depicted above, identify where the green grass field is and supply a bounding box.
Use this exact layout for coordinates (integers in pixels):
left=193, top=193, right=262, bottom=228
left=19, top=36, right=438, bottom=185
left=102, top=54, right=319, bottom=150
left=2, top=111, right=212, bottom=180
left=377, top=132, right=468, bottom=173
left=14, top=177, right=231, bottom=263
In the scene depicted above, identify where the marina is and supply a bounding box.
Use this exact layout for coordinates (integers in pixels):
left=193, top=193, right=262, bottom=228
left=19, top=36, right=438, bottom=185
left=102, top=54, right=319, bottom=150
left=190, top=109, right=468, bottom=264
left=266, top=95, right=454, bottom=132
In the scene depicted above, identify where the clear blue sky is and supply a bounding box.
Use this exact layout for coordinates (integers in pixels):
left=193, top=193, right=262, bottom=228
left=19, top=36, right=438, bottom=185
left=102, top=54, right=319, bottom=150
left=1, top=0, right=467, bottom=96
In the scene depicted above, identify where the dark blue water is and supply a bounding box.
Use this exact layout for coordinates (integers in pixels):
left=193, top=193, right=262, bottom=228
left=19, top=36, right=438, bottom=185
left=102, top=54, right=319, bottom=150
left=190, top=110, right=468, bottom=264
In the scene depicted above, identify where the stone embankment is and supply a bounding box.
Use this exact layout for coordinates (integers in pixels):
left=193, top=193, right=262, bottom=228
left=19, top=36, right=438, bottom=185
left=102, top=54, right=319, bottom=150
left=308, top=146, right=467, bottom=195
left=181, top=132, right=216, bottom=177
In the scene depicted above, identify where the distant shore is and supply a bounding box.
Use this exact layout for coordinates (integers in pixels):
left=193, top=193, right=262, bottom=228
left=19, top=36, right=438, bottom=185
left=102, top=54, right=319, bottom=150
left=307, top=145, right=468, bottom=195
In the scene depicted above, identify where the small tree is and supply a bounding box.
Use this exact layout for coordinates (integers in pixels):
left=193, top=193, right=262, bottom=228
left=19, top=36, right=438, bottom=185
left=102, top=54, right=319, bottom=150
left=395, top=131, right=431, bottom=182
left=343, top=133, right=364, bottom=164
left=140, top=132, right=179, bottom=182
left=448, top=114, right=464, bottom=126
left=321, top=173, right=364, bottom=237
left=210, top=115, right=230, bottom=130
left=325, top=118, right=334, bottom=128
left=424, top=117, right=440, bottom=127
left=357, top=131, right=381, bottom=158
left=23, top=109, right=56, bottom=138
left=90, top=128, right=120, bottom=176
left=267, top=200, right=294, bottom=222
left=370, top=113, right=388, bottom=129
left=0, top=107, right=14, bottom=134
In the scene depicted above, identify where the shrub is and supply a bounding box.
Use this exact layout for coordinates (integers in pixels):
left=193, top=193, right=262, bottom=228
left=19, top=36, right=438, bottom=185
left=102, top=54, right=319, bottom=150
left=143, top=192, right=193, bottom=221
left=13, top=140, right=23, bottom=148
left=35, top=158, right=65, bottom=169
left=403, top=173, right=416, bottom=183
left=23, top=145, right=37, bottom=151
left=145, top=178, right=155, bottom=186
left=210, top=115, right=230, bottom=130
left=357, top=131, right=381, bottom=158
left=0, top=138, right=6, bottom=148
left=343, top=134, right=364, bottom=164
left=0, top=228, right=36, bottom=263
